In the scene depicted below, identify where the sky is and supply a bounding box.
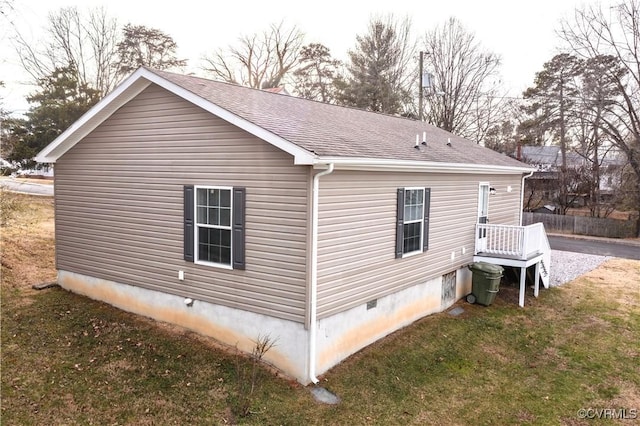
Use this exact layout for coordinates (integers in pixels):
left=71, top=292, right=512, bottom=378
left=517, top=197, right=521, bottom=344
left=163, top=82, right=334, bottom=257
left=0, top=0, right=615, bottom=115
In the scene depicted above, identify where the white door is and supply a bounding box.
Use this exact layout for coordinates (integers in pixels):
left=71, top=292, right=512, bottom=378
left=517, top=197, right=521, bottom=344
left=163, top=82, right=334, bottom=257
left=478, top=183, right=490, bottom=250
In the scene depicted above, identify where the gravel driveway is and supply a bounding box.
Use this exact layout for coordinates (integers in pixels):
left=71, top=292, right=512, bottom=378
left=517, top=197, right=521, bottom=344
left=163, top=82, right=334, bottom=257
left=549, top=250, right=609, bottom=287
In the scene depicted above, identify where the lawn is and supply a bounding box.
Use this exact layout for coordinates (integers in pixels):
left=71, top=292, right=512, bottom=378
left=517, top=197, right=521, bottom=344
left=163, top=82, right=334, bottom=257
left=2, top=193, right=639, bottom=425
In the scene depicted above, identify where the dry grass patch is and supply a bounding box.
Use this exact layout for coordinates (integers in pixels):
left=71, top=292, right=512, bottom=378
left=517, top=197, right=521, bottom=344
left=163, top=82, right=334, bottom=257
left=1, top=191, right=56, bottom=291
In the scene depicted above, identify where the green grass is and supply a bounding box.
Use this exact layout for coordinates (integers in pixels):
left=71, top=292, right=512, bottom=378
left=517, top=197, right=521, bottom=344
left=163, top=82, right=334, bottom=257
left=2, top=195, right=639, bottom=425
left=3, top=277, right=638, bottom=425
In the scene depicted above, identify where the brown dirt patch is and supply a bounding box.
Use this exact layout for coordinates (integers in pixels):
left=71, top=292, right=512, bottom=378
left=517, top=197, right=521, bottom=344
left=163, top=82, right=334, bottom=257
left=1, top=194, right=56, bottom=291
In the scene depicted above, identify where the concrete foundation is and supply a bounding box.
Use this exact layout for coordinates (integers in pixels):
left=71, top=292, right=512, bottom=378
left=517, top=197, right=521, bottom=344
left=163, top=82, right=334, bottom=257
left=58, top=270, right=310, bottom=383
left=59, top=266, right=472, bottom=384
left=315, top=267, right=471, bottom=375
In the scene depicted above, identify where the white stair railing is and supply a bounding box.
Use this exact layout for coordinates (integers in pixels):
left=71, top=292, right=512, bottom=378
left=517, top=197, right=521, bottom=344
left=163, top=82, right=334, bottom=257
left=475, top=224, right=524, bottom=258
left=475, top=222, right=552, bottom=292
left=476, top=222, right=552, bottom=278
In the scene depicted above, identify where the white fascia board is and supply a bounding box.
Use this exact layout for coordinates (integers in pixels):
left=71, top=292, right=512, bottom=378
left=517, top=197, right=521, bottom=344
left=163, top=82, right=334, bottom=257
left=35, top=68, right=317, bottom=165
left=313, top=157, right=535, bottom=174
left=35, top=68, right=153, bottom=163
left=138, top=71, right=317, bottom=165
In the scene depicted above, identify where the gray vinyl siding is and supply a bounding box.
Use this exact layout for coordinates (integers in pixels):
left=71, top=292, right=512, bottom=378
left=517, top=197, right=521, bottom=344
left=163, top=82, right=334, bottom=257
left=55, top=84, right=310, bottom=323
left=316, top=170, right=523, bottom=318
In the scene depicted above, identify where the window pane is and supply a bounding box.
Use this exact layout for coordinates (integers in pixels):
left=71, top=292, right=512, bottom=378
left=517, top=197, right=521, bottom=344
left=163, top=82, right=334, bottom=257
left=221, top=228, right=231, bottom=246
left=198, top=228, right=210, bottom=262
left=197, top=207, right=207, bottom=224
left=406, top=205, right=421, bottom=221
left=198, top=227, right=231, bottom=265
left=197, top=188, right=207, bottom=205
left=403, top=222, right=422, bottom=254
left=220, top=246, right=231, bottom=265
left=404, top=189, right=424, bottom=222
left=210, top=189, right=220, bottom=206
left=220, top=208, right=231, bottom=227
left=220, top=189, right=231, bottom=207
left=209, top=207, right=220, bottom=226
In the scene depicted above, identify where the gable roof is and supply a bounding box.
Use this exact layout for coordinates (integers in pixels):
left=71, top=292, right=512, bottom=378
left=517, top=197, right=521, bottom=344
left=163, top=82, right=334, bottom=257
left=36, top=67, right=532, bottom=174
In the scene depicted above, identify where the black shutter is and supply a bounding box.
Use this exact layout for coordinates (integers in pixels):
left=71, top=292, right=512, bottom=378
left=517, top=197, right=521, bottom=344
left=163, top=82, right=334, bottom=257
left=395, top=188, right=405, bottom=258
left=232, top=187, right=246, bottom=270
left=423, top=188, right=431, bottom=251
left=184, top=185, right=194, bottom=262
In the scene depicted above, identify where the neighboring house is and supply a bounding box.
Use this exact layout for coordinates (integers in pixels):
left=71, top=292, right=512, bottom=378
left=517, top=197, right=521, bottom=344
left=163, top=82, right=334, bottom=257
left=519, top=145, right=584, bottom=172
left=532, top=205, right=557, bottom=214
left=518, top=145, right=625, bottom=208
left=36, top=67, right=545, bottom=385
left=262, top=86, right=290, bottom=95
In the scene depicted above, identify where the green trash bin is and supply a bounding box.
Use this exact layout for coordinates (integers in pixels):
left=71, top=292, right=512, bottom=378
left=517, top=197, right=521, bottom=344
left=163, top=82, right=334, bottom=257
left=466, top=262, right=504, bottom=306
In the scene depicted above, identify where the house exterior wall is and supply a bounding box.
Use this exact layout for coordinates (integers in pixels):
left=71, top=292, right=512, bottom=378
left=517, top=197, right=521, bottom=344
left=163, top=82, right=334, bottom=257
left=51, top=81, right=528, bottom=384
left=316, top=170, right=523, bottom=318
left=54, top=84, right=310, bottom=323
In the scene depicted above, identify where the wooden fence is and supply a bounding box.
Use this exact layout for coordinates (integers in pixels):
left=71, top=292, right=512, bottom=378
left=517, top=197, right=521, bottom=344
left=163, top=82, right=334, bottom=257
left=523, top=212, right=638, bottom=239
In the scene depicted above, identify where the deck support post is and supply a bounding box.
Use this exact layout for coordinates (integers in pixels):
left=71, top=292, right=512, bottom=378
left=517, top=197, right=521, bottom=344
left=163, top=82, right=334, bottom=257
left=534, top=262, right=540, bottom=298
left=519, top=266, right=526, bottom=307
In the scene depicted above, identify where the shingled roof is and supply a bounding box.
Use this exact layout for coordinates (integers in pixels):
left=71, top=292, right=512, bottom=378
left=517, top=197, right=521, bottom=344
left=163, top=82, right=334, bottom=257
left=37, top=67, right=531, bottom=173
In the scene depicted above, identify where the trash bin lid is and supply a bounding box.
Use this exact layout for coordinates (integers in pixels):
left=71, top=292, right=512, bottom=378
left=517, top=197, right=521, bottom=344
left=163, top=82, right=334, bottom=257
left=468, top=261, right=504, bottom=274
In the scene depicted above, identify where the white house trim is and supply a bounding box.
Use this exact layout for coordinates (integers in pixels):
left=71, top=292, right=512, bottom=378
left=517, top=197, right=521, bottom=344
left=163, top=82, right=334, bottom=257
left=313, top=157, right=534, bottom=174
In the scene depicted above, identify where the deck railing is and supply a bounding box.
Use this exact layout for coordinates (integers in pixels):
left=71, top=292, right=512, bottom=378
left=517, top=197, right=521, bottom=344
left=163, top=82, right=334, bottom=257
left=475, top=223, right=547, bottom=260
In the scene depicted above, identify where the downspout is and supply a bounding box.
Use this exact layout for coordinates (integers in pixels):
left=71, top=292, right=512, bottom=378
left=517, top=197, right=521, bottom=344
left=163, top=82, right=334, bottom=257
left=519, top=171, right=534, bottom=225
left=308, top=163, right=334, bottom=384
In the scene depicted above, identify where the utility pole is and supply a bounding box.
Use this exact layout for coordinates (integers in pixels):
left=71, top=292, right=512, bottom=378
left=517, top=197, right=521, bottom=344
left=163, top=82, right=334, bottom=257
left=418, top=51, right=424, bottom=121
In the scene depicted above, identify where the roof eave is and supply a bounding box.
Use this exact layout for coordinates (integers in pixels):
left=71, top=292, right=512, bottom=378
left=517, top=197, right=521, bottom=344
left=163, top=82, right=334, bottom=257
left=313, top=157, right=535, bottom=174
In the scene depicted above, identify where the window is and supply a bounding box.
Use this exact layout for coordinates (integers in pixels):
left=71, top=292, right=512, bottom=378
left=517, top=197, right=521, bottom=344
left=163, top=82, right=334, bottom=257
left=395, top=187, right=431, bottom=258
left=196, top=187, right=232, bottom=266
left=183, top=185, right=245, bottom=270
left=403, top=188, right=424, bottom=254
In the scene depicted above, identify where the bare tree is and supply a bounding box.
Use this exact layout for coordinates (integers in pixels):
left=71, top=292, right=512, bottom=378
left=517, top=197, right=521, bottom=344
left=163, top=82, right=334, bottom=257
left=201, top=22, right=304, bottom=89
left=422, top=17, right=503, bottom=144
left=13, top=6, right=120, bottom=95
left=0, top=0, right=15, bottom=30
left=558, top=0, right=640, bottom=232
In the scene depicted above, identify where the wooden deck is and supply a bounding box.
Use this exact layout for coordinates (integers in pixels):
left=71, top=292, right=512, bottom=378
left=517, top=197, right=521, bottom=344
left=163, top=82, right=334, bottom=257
left=474, top=223, right=551, bottom=307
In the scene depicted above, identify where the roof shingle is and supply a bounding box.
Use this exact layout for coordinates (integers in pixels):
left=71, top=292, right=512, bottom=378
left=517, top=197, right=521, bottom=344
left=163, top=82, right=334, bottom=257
left=152, top=68, right=527, bottom=169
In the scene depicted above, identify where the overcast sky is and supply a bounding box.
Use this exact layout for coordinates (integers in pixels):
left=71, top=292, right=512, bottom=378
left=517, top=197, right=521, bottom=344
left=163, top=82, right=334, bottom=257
left=0, top=0, right=615, bottom=114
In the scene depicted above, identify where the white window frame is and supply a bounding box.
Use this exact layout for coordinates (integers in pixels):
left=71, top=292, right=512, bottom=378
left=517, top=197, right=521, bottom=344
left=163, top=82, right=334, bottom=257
left=194, top=185, right=234, bottom=269
left=478, top=182, right=490, bottom=220
left=402, top=187, right=425, bottom=257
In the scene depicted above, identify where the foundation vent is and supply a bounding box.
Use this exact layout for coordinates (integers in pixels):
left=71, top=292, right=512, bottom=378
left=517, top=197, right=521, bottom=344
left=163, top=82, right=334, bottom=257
left=441, top=271, right=457, bottom=306
left=366, top=299, right=378, bottom=310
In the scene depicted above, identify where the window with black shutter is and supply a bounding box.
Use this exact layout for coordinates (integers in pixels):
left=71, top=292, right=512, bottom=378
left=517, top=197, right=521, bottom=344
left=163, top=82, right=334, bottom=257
left=184, top=185, right=245, bottom=269
left=396, top=187, right=431, bottom=258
